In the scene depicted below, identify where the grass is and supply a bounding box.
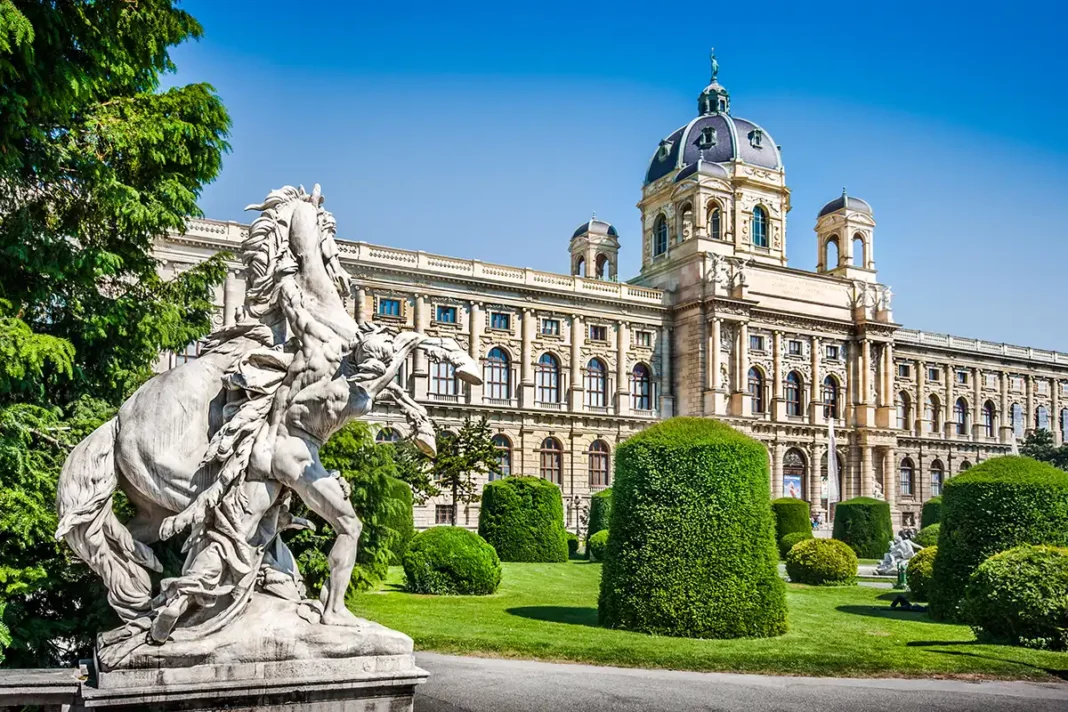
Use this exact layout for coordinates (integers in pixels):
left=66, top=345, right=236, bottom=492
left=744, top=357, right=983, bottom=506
left=350, top=561, right=1068, bottom=681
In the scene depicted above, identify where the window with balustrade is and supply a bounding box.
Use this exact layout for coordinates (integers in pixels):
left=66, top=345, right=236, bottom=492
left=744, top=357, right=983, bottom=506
left=491, top=434, right=511, bottom=480
left=584, top=358, right=607, bottom=408
left=430, top=361, right=459, bottom=396
left=785, top=371, right=803, bottom=416
left=631, top=364, right=652, bottom=410
left=536, top=353, right=560, bottom=404
left=588, top=440, right=610, bottom=488
left=483, top=347, right=511, bottom=400
left=539, top=438, right=563, bottom=484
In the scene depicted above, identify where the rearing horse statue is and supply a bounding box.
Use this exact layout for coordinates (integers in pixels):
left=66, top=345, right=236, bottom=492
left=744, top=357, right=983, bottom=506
left=55, top=185, right=479, bottom=657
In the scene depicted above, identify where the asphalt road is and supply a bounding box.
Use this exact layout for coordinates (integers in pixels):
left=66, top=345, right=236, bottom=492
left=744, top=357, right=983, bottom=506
left=413, top=653, right=1068, bottom=712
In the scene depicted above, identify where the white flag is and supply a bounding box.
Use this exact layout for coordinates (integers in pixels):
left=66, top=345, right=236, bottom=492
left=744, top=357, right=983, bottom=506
left=827, top=416, right=840, bottom=511
left=1010, top=435, right=1019, bottom=456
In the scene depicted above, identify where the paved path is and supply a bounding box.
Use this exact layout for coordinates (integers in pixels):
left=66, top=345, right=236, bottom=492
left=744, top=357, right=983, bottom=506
left=414, top=653, right=1068, bottom=712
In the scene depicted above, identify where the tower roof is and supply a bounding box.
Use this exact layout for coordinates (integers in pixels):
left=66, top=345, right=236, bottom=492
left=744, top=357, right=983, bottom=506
left=818, top=189, right=873, bottom=218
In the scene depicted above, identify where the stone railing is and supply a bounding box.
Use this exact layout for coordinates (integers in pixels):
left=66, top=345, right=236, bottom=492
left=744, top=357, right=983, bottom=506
left=896, top=329, right=1068, bottom=364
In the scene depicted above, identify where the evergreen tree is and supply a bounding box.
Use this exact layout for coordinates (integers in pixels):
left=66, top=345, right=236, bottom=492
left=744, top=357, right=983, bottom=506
left=1020, top=429, right=1068, bottom=470
left=0, top=0, right=230, bottom=665
left=431, top=417, right=501, bottom=524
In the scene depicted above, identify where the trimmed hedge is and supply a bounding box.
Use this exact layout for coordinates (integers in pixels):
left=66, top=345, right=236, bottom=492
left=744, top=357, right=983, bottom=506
left=586, top=488, right=613, bottom=557
left=402, top=526, right=502, bottom=595
left=384, top=475, right=415, bottom=564
left=913, top=523, right=940, bottom=548
left=566, top=532, right=580, bottom=559
left=477, top=476, right=568, bottom=563
left=832, top=497, right=893, bottom=559
left=771, top=497, right=811, bottom=543
left=588, top=529, right=609, bottom=562
left=906, top=546, right=937, bottom=602
left=929, top=456, right=1068, bottom=620
left=598, top=418, right=787, bottom=639
left=778, top=530, right=813, bottom=560
left=921, top=496, right=943, bottom=529
left=962, top=545, right=1068, bottom=650
left=785, top=538, right=858, bottom=586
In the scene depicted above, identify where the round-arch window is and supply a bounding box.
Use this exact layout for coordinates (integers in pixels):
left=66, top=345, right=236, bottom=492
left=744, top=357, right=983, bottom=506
left=491, top=434, right=511, bottom=479
left=653, top=215, right=668, bottom=256
left=589, top=440, right=610, bottom=487
left=539, top=438, right=563, bottom=484
left=584, top=358, right=607, bottom=409
left=536, top=354, right=560, bottom=403
left=484, top=347, right=511, bottom=400
left=376, top=427, right=400, bottom=444
left=752, top=206, right=768, bottom=248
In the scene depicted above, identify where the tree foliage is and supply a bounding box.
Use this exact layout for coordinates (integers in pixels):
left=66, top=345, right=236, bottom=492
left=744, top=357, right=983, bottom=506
left=0, top=0, right=230, bottom=666
left=430, top=416, right=501, bottom=523
left=1020, top=429, right=1068, bottom=471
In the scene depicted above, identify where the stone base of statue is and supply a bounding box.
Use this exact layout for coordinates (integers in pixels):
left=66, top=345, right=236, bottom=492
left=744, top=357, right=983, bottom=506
left=78, top=593, right=427, bottom=711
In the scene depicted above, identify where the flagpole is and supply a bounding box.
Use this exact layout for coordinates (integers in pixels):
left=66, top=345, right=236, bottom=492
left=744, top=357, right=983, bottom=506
left=826, top=411, right=839, bottom=527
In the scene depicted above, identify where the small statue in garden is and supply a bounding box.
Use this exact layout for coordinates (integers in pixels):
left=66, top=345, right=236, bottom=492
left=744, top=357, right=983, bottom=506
left=875, top=534, right=924, bottom=576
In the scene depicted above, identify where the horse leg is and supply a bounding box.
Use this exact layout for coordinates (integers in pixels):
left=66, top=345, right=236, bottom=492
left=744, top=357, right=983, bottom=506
left=272, top=432, right=362, bottom=627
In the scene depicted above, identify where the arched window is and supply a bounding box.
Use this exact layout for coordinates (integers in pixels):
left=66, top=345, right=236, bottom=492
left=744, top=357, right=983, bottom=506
left=983, top=401, right=996, bottom=438
left=783, top=448, right=807, bottom=500
left=954, top=397, right=968, bottom=436
left=539, top=437, right=563, bottom=484
left=630, top=364, right=652, bottom=411
left=852, top=233, right=866, bottom=267
left=822, top=376, right=839, bottom=419
left=931, top=459, right=944, bottom=497
left=595, top=254, right=609, bottom=280
left=748, top=367, right=765, bottom=413
left=588, top=440, right=610, bottom=488
left=785, top=371, right=803, bottom=417
left=375, top=427, right=400, bottom=444
left=708, top=205, right=722, bottom=240
left=1061, top=408, right=1068, bottom=443
left=484, top=347, right=511, bottom=400
left=900, top=457, right=915, bottom=497
left=491, top=434, right=512, bottom=480
left=584, top=358, right=608, bottom=408
left=1011, top=403, right=1024, bottom=438
left=430, top=361, right=459, bottom=396
left=896, top=391, right=911, bottom=430
left=925, top=394, right=941, bottom=433
left=678, top=202, right=693, bottom=242
left=825, top=236, right=840, bottom=269
left=959, top=460, right=972, bottom=472
left=536, top=353, right=560, bottom=404
left=1036, top=405, right=1050, bottom=431
left=653, top=214, right=668, bottom=256
left=574, top=255, right=585, bottom=277
left=752, top=206, right=768, bottom=248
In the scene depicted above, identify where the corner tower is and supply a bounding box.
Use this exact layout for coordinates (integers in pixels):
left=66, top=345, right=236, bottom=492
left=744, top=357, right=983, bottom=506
left=569, top=217, right=619, bottom=280
left=815, top=189, right=877, bottom=282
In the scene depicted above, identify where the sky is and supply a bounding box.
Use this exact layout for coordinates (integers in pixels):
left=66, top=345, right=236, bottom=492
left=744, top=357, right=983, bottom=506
left=169, top=0, right=1068, bottom=351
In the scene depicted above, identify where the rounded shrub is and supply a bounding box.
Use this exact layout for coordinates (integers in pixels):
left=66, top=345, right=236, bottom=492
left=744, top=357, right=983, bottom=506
left=921, top=495, right=943, bottom=529
left=778, top=530, right=813, bottom=560
left=832, top=497, right=893, bottom=559
left=566, top=532, right=580, bottom=559
left=586, top=488, right=613, bottom=556
left=588, top=529, right=609, bottom=562
left=913, top=523, right=940, bottom=549
left=598, top=418, right=786, bottom=639
left=402, top=526, right=502, bottom=595
left=477, top=476, right=568, bottom=562
left=929, top=456, right=1068, bottom=620
left=771, top=497, right=812, bottom=543
left=962, top=545, right=1068, bottom=650
left=785, top=538, right=858, bottom=586
left=906, top=546, right=937, bottom=602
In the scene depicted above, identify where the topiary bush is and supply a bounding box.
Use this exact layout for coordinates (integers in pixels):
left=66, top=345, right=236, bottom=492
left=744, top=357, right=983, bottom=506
left=962, top=545, right=1068, bottom=650
left=832, top=497, right=893, bottom=559
left=771, top=497, right=811, bottom=543
left=929, top=456, right=1068, bottom=620
left=402, top=526, right=502, bottom=595
left=906, top=546, right=937, bottom=602
left=586, top=488, right=612, bottom=557
left=598, top=418, right=786, bottom=639
left=566, top=532, right=580, bottom=559
left=588, top=529, right=609, bottom=562
left=921, top=495, right=943, bottom=529
left=785, top=538, right=858, bottom=586
left=477, top=476, right=568, bottom=562
left=913, top=523, right=940, bottom=549
left=778, top=530, right=813, bottom=560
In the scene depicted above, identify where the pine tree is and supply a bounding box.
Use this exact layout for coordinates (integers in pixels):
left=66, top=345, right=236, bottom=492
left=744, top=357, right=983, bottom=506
left=431, top=417, right=502, bottom=524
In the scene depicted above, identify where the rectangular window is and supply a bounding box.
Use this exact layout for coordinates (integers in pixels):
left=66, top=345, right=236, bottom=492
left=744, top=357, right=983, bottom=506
left=928, top=367, right=941, bottom=382
left=434, top=505, right=454, bottom=525
left=541, top=318, right=560, bottom=336
left=435, top=305, right=457, bottom=324
left=788, top=340, right=802, bottom=355
left=749, top=335, right=765, bottom=352
left=635, top=331, right=653, bottom=348
left=589, top=325, right=608, bottom=342
left=897, top=363, right=911, bottom=378
left=430, top=362, right=459, bottom=396
left=377, top=298, right=401, bottom=317
left=490, top=312, right=511, bottom=331
left=1011, top=376, right=1024, bottom=391
left=1038, top=380, right=1049, bottom=395
left=825, top=345, right=839, bottom=360
left=956, top=371, right=968, bottom=385
left=986, top=373, right=999, bottom=389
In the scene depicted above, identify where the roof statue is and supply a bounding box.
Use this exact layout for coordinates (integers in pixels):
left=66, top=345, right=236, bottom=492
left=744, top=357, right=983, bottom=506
left=55, top=184, right=480, bottom=677
left=709, top=47, right=719, bottom=82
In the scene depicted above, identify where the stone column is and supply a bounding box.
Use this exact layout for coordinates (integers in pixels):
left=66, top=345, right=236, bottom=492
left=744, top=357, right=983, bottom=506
left=412, top=295, right=428, bottom=399
left=660, top=325, right=673, bottom=417
left=972, top=367, right=981, bottom=440
left=569, top=315, right=584, bottom=411
left=1000, top=371, right=1011, bottom=443
left=915, top=360, right=926, bottom=435
left=809, top=336, right=821, bottom=424
left=884, top=446, right=897, bottom=523
left=1026, top=375, right=1035, bottom=436
left=1054, top=378, right=1062, bottom=445
left=222, top=268, right=244, bottom=326
left=467, top=301, right=482, bottom=404
left=519, top=308, right=535, bottom=407
left=707, top=318, right=721, bottom=415
left=732, top=322, right=749, bottom=416
left=772, top=331, right=783, bottom=419
left=944, top=364, right=955, bottom=439
left=616, top=320, right=629, bottom=416
left=860, top=444, right=873, bottom=497
left=354, top=286, right=367, bottom=324
left=771, top=442, right=784, bottom=499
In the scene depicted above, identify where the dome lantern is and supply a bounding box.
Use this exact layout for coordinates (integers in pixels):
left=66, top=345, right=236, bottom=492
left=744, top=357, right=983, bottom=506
left=697, top=48, right=730, bottom=116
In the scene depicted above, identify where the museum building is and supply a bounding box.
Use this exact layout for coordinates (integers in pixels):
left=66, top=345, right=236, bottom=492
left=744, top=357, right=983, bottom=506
left=156, top=57, right=1068, bottom=531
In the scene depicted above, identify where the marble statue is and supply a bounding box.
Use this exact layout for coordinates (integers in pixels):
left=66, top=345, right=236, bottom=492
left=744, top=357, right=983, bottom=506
left=875, top=535, right=924, bottom=576
left=54, top=185, right=480, bottom=674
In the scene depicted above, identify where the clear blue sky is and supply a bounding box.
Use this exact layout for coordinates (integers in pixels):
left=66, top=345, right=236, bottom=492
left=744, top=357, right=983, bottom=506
left=170, top=0, right=1068, bottom=350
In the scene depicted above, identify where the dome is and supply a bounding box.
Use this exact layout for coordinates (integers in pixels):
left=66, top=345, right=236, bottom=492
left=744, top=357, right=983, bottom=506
left=818, top=193, right=873, bottom=218
left=572, top=218, right=618, bottom=239
left=645, top=111, right=782, bottom=185
left=674, top=156, right=729, bottom=183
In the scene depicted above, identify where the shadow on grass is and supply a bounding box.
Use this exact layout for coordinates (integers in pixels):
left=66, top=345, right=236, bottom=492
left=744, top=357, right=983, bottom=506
left=506, top=606, right=600, bottom=628
left=907, top=644, right=1068, bottom=682
left=835, top=605, right=937, bottom=622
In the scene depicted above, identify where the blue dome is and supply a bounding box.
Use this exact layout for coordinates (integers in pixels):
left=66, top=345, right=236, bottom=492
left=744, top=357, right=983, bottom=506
left=645, top=113, right=782, bottom=185
left=818, top=194, right=873, bottom=218
left=572, top=218, right=618, bottom=239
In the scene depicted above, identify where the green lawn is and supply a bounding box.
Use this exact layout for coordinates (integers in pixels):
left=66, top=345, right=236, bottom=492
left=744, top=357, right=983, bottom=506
left=350, top=561, right=1068, bottom=681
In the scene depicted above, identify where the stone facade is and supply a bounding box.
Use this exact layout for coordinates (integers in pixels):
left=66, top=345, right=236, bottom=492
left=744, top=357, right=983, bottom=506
left=154, top=58, right=1068, bottom=531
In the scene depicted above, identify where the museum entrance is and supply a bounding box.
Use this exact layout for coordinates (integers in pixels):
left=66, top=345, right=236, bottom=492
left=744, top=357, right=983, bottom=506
left=782, top=448, right=807, bottom=501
